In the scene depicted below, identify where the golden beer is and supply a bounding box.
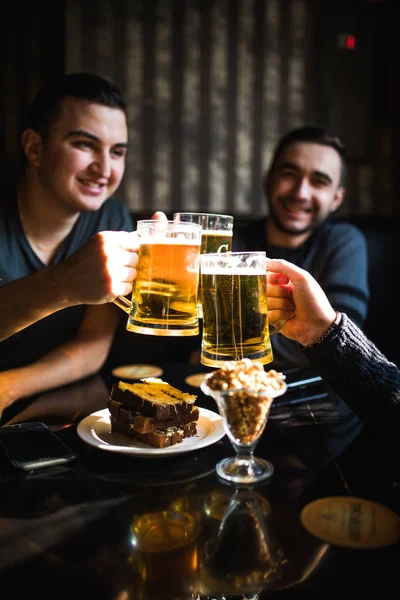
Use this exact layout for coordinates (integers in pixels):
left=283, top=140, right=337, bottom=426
left=130, top=510, right=198, bottom=600
left=127, top=239, right=200, bottom=336
left=173, top=213, right=234, bottom=318
left=200, top=230, right=232, bottom=254
left=197, top=229, right=233, bottom=318
left=113, top=220, right=202, bottom=334
left=200, top=263, right=273, bottom=367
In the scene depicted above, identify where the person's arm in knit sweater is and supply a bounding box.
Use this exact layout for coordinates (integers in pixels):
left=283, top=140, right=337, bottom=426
left=266, top=258, right=400, bottom=447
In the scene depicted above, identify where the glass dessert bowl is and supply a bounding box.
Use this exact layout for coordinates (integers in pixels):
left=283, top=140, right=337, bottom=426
left=201, top=359, right=287, bottom=485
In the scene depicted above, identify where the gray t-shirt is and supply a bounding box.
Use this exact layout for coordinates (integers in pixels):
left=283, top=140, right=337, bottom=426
left=0, top=187, right=133, bottom=370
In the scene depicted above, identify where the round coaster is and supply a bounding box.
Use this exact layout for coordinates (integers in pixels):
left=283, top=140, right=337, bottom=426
left=185, top=372, right=210, bottom=388
left=112, top=364, right=164, bottom=381
left=300, top=496, right=400, bottom=549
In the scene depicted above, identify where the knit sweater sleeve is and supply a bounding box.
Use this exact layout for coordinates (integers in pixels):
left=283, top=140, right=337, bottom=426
left=302, top=313, right=400, bottom=446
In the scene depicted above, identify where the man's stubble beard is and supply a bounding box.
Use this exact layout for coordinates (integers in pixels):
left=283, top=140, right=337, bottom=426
left=268, top=209, right=314, bottom=238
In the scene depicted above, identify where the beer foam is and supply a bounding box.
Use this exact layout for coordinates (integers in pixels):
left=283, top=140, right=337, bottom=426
left=139, top=236, right=201, bottom=245
left=202, top=229, right=233, bottom=236
left=200, top=266, right=265, bottom=275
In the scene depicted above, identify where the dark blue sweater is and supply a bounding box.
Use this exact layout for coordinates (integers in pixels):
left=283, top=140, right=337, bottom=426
left=234, top=217, right=369, bottom=370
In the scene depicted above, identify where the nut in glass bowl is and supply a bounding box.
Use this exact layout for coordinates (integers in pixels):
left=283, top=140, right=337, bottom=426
left=214, top=387, right=274, bottom=446
left=203, top=358, right=286, bottom=394
left=201, top=359, right=287, bottom=485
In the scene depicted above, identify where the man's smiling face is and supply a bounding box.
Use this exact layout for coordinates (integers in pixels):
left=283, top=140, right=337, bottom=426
left=265, top=141, right=344, bottom=237
left=33, top=97, right=128, bottom=214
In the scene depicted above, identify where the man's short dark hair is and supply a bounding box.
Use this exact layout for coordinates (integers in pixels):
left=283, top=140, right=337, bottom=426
left=269, top=126, right=347, bottom=187
left=26, top=72, right=126, bottom=139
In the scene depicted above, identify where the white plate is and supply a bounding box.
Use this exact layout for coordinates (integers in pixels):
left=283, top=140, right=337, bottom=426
left=77, top=407, right=225, bottom=457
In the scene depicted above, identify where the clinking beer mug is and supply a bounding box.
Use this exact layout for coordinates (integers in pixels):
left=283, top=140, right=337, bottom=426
left=199, top=251, right=284, bottom=367
left=173, top=212, right=234, bottom=319
left=113, top=220, right=202, bottom=336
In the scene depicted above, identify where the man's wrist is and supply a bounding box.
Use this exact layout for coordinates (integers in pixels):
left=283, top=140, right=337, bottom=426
left=302, top=312, right=342, bottom=349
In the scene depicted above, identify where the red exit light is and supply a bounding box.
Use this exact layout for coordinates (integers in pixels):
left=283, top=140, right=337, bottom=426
left=337, top=33, right=358, bottom=50
left=345, top=35, right=356, bottom=50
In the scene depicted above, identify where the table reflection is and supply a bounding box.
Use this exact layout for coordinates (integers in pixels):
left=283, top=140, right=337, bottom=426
left=201, top=487, right=285, bottom=596
left=1, top=375, right=109, bottom=430
left=0, top=364, right=398, bottom=599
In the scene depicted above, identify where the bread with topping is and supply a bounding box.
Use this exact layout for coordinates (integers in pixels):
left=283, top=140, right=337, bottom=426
left=109, top=378, right=196, bottom=420
left=108, top=377, right=199, bottom=448
left=108, top=396, right=199, bottom=433
left=110, top=417, right=198, bottom=449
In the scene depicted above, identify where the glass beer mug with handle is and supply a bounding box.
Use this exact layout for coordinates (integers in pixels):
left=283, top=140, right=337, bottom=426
left=173, top=212, right=234, bottom=318
left=199, top=251, right=284, bottom=366
left=113, top=220, right=202, bottom=336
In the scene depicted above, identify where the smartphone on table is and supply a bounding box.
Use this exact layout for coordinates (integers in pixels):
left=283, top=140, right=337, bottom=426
left=0, top=421, right=76, bottom=470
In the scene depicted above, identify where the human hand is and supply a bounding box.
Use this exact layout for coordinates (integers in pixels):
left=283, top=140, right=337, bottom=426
left=266, top=259, right=337, bottom=347
left=266, top=269, right=295, bottom=326
left=59, top=231, right=139, bottom=306
left=150, top=210, right=168, bottom=222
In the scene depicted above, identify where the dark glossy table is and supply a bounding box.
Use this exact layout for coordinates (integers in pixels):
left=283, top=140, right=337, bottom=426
left=0, top=364, right=399, bottom=599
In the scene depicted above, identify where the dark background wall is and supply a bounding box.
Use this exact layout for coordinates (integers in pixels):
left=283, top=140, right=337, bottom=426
left=0, top=0, right=398, bottom=217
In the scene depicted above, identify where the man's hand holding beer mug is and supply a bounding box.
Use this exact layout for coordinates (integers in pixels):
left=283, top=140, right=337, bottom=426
left=265, top=261, right=296, bottom=330
left=113, top=216, right=203, bottom=337
left=56, top=211, right=169, bottom=309
left=266, top=258, right=339, bottom=347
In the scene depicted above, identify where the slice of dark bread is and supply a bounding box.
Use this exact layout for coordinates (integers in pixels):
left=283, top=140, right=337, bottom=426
left=109, top=378, right=197, bottom=419
left=108, top=398, right=199, bottom=433
left=110, top=417, right=198, bottom=448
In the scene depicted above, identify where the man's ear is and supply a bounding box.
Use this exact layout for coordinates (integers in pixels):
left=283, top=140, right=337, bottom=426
left=21, top=129, right=43, bottom=167
left=330, top=186, right=345, bottom=213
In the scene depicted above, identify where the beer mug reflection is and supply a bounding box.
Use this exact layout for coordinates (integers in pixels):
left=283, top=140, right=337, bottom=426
left=200, top=488, right=286, bottom=597
left=130, top=510, right=199, bottom=600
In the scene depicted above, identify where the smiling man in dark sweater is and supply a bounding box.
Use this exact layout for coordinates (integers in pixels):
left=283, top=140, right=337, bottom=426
left=234, top=126, right=369, bottom=372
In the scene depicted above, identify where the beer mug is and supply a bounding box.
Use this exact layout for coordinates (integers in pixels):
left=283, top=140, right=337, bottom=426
left=130, top=510, right=199, bottom=600
left=199, top=251, right=283, bottom=367
left=173, top=212, right=234, bottom=318
left=113, top=220, right=202, bottom=336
